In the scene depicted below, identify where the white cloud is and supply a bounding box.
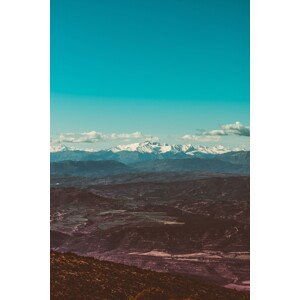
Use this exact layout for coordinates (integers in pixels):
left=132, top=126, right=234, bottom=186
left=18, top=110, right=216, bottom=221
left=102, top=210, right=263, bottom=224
left=181, top=134, right=221, bottom=142
left=53, top=131, right=158, bottom=143
left=181, top=122, right=249, bottom=142
left=202, top=122, right=250, bottom=137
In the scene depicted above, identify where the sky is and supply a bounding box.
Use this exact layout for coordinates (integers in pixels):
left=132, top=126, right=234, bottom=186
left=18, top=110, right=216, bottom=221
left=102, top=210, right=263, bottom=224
left=51, top=0, right=249, bottom=149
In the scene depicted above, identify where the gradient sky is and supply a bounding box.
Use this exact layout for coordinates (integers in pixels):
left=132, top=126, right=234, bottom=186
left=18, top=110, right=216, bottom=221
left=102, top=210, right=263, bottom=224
left=51, top=0, right=249, bottom=149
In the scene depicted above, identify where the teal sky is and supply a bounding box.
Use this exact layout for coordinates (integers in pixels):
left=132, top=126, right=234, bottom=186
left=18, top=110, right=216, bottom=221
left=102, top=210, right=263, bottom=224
left=51, top=0, right=249, bottom=149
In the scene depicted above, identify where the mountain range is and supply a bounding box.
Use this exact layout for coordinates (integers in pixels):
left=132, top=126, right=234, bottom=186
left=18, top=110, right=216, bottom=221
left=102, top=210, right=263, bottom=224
left=50, top=141, right=249, bottom=165
left=50, top=141, right=249, bottom=176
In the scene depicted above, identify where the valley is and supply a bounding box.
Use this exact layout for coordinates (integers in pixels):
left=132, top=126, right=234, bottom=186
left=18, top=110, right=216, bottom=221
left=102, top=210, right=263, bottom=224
left=51, top=174, right=249, bottom=291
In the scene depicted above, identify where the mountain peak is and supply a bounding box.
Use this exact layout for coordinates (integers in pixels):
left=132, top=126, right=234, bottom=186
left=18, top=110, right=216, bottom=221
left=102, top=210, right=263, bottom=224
left=110, top=141, right=235, bottom=155
left=50, top=144, right=71, bottom=152
left=111, top=141, right=175, bottom=154
left=51, top=141, right=247, bottom=155
left=50, top=144, right=96, bottom=153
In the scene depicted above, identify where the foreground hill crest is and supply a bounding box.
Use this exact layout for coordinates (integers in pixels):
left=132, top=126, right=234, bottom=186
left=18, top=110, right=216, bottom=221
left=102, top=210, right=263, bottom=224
left=51, top=251, right=249, bottom=300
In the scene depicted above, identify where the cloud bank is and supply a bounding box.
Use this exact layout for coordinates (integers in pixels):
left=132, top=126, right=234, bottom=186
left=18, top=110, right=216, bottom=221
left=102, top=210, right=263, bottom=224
left=202, top=122, right=250, bottom=137
left=53, top=122, right=249, bottom=145
left=53, top=131, right=158, bottom=143
left=181, top=135, right=221, bottom=142
left=181, top=122, right=249, bottom=142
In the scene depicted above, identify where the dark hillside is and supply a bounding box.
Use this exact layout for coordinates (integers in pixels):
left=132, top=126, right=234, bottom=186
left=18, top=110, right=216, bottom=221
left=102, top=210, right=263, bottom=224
left=51, top=251, right=249, bottom=300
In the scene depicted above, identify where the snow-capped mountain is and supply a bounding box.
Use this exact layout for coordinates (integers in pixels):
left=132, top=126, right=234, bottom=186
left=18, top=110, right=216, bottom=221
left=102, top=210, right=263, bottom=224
left=50, top=141, right=243, bottom=155
left=50, top=144, right=72, bottom=152
left=50, top=141, right=249, bottom=165
left=50, top=141, right=245, bottom=155
left=110, top=141, right=246, bottom=155
left=50, top=144, right=96, bottom=153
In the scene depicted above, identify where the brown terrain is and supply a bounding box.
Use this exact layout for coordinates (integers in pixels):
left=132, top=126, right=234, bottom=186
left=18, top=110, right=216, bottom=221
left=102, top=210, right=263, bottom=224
left=51, top=175, right=250, bottom=294
left=51, top=251, right=249, bottom=299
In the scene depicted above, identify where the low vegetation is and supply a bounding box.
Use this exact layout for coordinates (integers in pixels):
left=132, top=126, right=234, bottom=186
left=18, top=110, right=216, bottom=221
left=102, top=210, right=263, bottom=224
left=51, top=251, right=249, bottom=300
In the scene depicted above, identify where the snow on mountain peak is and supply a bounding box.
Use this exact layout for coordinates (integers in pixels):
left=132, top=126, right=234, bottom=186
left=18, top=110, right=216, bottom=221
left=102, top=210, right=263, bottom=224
left=50, top=144, right=96, bottom=153
left=110, top=141, right=235, bottom=155
left=111, top=141, right=169, bottom=153
left=51, top=141, right=246, bottom=155
left=50, top=144, right=71, bottom=152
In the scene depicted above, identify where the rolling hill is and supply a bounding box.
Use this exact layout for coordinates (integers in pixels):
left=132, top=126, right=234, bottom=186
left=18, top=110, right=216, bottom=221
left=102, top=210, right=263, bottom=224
left=131, top=158, right=249, bottom=174
left=50, top=160, right=131, bottom=176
